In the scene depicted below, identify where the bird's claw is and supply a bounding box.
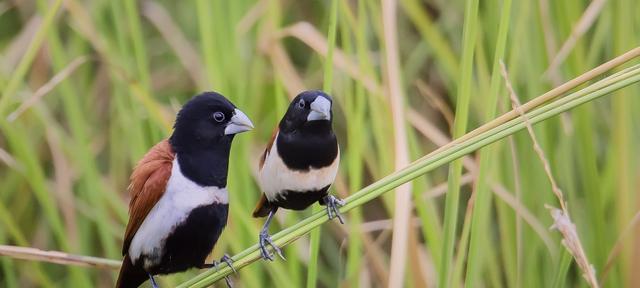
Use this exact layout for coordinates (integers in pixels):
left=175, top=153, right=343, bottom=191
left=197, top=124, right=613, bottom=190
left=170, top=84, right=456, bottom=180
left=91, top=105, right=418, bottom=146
left=211, top=254, right=236, bottom=288
left=259, top=231, right=285, bottom=261
left=324, top=195, right=346, bottom=224
left=220, top=254, right=236, bottom=273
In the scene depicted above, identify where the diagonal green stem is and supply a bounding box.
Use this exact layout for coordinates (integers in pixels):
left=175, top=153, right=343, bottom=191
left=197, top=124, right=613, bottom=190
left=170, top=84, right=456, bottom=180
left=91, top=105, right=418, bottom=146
left=439, top=0, right=479, bottom=286
left=464, top=0, right=512, bottom=285
left=177, top=51, right=640, bottom=288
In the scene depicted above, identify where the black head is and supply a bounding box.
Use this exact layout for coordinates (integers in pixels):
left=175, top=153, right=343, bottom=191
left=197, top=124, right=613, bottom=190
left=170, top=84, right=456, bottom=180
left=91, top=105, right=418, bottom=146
left=170, top=92, right=254, bottom=153
left=279, top=90, right=334, bottom=133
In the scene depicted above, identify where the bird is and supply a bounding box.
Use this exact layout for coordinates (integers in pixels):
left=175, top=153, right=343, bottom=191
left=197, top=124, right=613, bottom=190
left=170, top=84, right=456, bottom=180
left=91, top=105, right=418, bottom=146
left=252, top=90, right=344, bottom=261
left=116, top=92, right=254, bottom=288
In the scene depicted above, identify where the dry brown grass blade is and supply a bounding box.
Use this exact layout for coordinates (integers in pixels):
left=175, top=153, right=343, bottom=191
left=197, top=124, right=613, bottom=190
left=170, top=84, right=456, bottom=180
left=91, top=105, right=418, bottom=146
left=279, top=22, right=382, bottom=94
left=332, top=176, right=390, bottom=284
left=236, top=0, right=266, bottom=35
left=0, top=2, right=13, bottom=17
left=1, top=15, right=41, bottom=73
left=415, top=79, right=454, bottom=127
left=142, top=1, right=205, bottom=88
left=491, top=184, right=557, bottom=255
left=508, top=131, right=524, bottom=285
left=0, top=245, right=121, bottom=269
left=407, top=108, right=477, bottom=171
left=410, top=95, right=557, bottom=255
left=547, top=206, right=599, bottom=287
left=424, top=47, right=640, bottom=163
left=420, top=174, right=557, bottom=255
left=63, top=0, right=108, bottom=57
left=416, top=245, right=437, bottom=288
left=0, top=146, right=21, bottom=170
left=538, top=0, right=559, bottom=82
left=332, top=219, right=390, bottom=285
left=45, top=129, right=79, bottom=248
left=500, top=61, right=599, bottom=288
left=408, top=228, right=429, bottom=288
left=501, top=63, right=567, bottom=210
left=410, top=97, right=557, bottom=257
left=601, top=210, right=640, bottom=284
left=7, top=56, right=89, bottom=122
left=423, top=173, right=475, bottom=199
left=382, top=0, right=414, bottom=286
left=633, top=191, right=640, bottom=288
left=258, top=15, right=305, bottom=99
left=359, top=217, right=422, bottom=232
left=266, top=41, right=306, bottom=98
left=545, top=0, right=607, bottom=78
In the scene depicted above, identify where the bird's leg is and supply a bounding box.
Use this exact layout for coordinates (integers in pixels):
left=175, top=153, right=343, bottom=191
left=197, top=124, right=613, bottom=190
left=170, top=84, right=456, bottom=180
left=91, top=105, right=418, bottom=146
left=148, top=273, right=159, bottom=288
left=219, top=254, right=236, bottom=273
left=215, top=254, right=235, bottom=288
left=200, top=254, right=236, bottom=287
left=322, top=195, right=346, bottom=224
left=259, top=209, right=285, bottom=261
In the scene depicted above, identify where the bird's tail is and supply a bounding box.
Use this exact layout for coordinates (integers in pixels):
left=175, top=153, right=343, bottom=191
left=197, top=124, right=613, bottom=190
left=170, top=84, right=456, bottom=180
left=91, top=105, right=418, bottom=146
left=252, top=194, right=273, bottom=217
left=115, top=255, right=148, bottom=288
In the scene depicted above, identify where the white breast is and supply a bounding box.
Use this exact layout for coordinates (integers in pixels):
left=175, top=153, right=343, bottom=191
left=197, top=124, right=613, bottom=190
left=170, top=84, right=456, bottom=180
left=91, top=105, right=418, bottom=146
left=258, top=133, right=339, bottom=201
left=128, top=157, right=228, bottom=268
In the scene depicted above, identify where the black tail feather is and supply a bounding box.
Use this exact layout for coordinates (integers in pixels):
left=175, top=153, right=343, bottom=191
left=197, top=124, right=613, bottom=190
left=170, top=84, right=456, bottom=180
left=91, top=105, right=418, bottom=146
left=116, top=255, right=148, bottom=288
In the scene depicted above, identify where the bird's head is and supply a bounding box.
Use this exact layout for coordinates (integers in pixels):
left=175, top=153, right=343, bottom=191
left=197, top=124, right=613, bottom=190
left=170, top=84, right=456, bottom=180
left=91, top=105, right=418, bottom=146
left=280, top=90, right=334, bottom=133
left=170, top=92, right=253, bottom=152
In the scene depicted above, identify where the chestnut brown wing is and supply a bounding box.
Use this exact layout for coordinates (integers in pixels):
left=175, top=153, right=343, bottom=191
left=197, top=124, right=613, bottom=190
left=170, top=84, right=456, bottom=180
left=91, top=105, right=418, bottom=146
left=121, top=140, right=175, bottom=255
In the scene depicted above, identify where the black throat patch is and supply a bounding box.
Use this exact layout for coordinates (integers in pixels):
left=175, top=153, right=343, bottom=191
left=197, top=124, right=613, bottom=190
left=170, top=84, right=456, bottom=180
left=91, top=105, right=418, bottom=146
left=174, top=148, right=231, bottom=187
left=276, top=123, right=338, bottom=171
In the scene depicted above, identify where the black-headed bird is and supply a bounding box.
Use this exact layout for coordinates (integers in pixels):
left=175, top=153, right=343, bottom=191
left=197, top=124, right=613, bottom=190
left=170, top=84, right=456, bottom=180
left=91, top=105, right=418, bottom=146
left=116, top=92, right=253, bottom=288
left=252, top=90, right=344, bottom=260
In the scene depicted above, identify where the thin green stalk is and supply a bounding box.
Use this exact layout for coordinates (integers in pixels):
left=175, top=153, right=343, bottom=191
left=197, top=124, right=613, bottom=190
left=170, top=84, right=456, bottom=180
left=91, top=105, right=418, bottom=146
left=107, top=0, right=149, bottom=161
left=552, top=250, right=573, bottom=288
left=344, top=1, right=365, bottom=285
left=178, top=51, right=640, bottom=288
left=123, top=0, right=151, bottom=90
left=465, top=0, right=512, bottom=285
left=0, top=120, right=67, bottom=249
left=611, top=1, right=635, bottom=286
left=400, top=0, right=459, bottom=81
left=0, top=0, right=63, bottom=115
left=196, top=0, right=221, bottom=91
left=439, top=0, right=479, bottom=286
left=323, top=0, right=339, bottom=92
left=308, top=1, right=338, bottom=287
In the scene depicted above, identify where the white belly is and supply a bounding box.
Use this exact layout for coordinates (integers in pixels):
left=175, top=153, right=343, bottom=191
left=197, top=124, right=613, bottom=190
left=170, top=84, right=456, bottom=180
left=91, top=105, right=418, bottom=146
left=128, top=157, right=228, bottom=268
left=258, top=134, right=339, bottom=201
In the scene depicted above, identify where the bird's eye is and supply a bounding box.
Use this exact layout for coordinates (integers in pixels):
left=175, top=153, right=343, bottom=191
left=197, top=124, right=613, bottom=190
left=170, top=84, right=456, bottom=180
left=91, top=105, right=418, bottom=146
left=213, top=111, right=225, bottom=122
left=298, top=100, right=305, bottom=108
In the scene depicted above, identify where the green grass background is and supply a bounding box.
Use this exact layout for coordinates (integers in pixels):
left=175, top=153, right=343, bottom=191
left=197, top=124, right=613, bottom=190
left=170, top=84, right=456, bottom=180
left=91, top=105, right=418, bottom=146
left=0, top=0, right=639, bottom=287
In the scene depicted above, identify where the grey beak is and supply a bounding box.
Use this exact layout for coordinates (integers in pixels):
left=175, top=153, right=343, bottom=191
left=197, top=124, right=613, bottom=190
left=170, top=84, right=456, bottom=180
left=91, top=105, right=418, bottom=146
left=225, top=109, right=254, bottom=135
left=307, top=97, right=331, bottom=121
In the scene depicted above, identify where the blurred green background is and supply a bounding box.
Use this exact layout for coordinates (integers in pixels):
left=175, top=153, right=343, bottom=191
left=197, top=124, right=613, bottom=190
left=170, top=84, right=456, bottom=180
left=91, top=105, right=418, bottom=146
left=0, top=0, right=639, bottom=287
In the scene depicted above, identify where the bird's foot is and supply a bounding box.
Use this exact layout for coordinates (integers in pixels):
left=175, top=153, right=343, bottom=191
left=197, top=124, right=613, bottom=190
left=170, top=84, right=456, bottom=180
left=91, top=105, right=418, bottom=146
left=323, top=195, right=346, bottom=224
left=218, top=254, right=236, bottom=273
left=202, top=254, right=236, bottom=287
left=259, top=231, right=285, bottom=261
left=148, top=273, right=159, bottom=288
